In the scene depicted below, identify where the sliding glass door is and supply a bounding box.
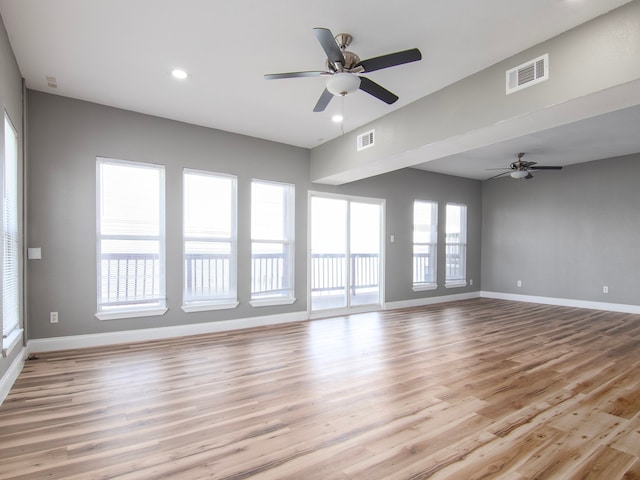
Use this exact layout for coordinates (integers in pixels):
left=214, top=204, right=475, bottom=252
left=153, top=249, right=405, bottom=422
left=309, top=193, right=383, bottom=313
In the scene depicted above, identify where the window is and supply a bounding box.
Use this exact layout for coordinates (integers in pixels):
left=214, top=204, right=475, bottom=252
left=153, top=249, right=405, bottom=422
left=183, top=169, right=237, bottom=311
left=251, top=180, right=295, bottom=306
left=413, top=200, right=437, bottom=290
left=445, top=203, right=467, bottom=287
left=2, top=114, right=21, bottom=355
left=96, top=158, right=166, bottom=319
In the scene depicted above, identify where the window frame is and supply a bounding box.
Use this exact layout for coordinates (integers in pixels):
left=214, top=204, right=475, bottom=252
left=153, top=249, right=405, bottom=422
left=182, top=168, right=238, bottom=312
left=2, top=113, right=22, bottom=356
left=412, top=200, right=438, bottom=291
left=445, top=202, right=468, bottom=288
left=250, top=179, right=295, bottom=307
left=95, top=157, right=167, bottom=320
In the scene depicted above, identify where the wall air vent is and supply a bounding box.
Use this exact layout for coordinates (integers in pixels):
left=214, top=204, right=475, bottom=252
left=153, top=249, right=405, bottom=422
left=357, top=129, right=375, bottom=151
left=506, top=53, right=549, bottom=95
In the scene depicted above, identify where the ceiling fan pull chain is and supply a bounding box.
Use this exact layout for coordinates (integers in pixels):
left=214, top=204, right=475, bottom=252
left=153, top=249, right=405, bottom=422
left=341, top=96, right=345, bottom=135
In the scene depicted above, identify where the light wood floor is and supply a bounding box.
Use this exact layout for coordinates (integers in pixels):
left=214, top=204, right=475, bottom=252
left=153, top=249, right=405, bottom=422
left=3, top=298, right=640, bottom=479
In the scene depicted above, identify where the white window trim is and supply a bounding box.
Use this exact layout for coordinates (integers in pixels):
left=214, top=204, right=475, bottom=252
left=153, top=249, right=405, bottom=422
left=96, top=157, right=166, bottom=316
left=2, top=113, right=21, bottom=352
left=445, top=202, right=467, bottom=287
left=412, top=284, right=438, bottom=292
left=182, top=169, right=238, bottom=309
left=2, top=328, right=23, bottom=357
left=445, top=281, right=468, bottom=289
left=182, top=302, right=239, bottom=313
left=413, top=200, right=438, bottom=290
left=250, top=296, right=296, bottom=307
left=95, top=308, right=168, bottom=321
left=250, top=179, right=295, bottom=302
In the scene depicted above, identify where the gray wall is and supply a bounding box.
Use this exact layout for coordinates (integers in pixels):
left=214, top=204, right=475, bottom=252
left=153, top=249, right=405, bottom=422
left=481, top=154, right=640, bottom=305
left=0, top=14, right=24, bottom=382
left=27, top=91, right=481, bottom=340
left=27, top=91, right=310, bottom=339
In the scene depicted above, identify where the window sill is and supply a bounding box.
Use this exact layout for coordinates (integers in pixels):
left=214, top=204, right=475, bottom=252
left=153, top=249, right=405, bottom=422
left=182, top=302, right=239, bottom=313
left=95, top=307, right=168, bottom=321
left=412, top=284, right=438, bottom=292
left=250, top=296, right=296, bottom=307
left=445, top=281, right=468, bottom=289
left=2, top=328, right=23, bottom=358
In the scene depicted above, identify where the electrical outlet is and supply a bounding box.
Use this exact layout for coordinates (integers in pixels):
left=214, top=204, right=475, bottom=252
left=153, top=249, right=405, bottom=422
left=50, top=312, right=59, bottom=324
left=603, top=286, right=609, bottom=294
left=469, top=279, right=473, bottom=286
left=517, top=280, right=522, bottom=287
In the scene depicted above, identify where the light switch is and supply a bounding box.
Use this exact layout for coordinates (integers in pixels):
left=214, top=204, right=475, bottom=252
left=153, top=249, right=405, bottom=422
left=28, top=247, right=42, bottom=260
left=390, top=234, right=395, bottom=243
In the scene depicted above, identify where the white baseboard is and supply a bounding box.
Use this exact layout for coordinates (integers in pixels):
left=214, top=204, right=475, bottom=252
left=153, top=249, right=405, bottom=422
left=385, top=291, right=481, bottom=310
left=26, top=290, right=640, bottom=355
left=0, top=347, right=25, bottom=405
left=27, top=311, right=308, bottom=354
left=481, top=291, right=640, bottom=314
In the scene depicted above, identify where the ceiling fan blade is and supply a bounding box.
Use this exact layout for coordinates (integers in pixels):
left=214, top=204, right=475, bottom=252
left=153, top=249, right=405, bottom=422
left=264, top=71, right=331, bottom=80
left=313, top=88, right=334, bottom=112
left=486, top=171, right=511, bottom=181
left=530, top=165, right=563, bottom=170
left=359, top=77, right=399, bottom=104
left=357, top=48, right=422, bottom=73
left=313, top=28, right=345, bottom=66
left=525, top=173, right=534, bottom=179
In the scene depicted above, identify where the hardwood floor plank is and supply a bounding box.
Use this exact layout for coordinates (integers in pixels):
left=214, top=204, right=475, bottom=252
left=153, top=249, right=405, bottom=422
left=428, top=426, right=566, bottom=480
left=623, top=458, right=640, bottom=479
left=571, top=445, right=636, bottom=480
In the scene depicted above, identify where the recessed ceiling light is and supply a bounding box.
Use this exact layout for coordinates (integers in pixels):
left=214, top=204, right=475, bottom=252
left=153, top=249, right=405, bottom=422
left=171, top=69, right=188, bottom=79
left=332, top=114, right=344, bottom=123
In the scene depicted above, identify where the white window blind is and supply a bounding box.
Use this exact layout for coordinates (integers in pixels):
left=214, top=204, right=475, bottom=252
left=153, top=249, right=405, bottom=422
left=445, top=203, right=467, bottom=286
left=2, top=114, right=20, bottom=351
left=96, top=158, right=166, bottom=318
left=413, top=200, right=437, bottom=289
left=251, top=180, right=295, bottom=303
left=183, top=169, right=237, bottom=310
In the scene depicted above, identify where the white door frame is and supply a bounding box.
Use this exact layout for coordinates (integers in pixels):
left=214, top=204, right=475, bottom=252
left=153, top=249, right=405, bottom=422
left=307, top=190, right=386, bottom=319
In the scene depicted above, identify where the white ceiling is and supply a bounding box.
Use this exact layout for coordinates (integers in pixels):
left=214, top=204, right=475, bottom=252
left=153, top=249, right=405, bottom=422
left=0, top=0, right=637, bottom=180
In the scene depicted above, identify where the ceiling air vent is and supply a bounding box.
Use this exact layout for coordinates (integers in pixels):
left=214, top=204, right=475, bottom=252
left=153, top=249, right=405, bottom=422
left=506, top=53, right=549, bottom=95
left=357, top=129, right=375, bottom=151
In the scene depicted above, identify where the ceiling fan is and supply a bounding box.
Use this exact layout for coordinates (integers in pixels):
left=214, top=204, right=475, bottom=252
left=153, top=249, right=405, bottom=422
left=488, top=153, right=563, bottom=180
left=264, top=28, right=422, bottom=112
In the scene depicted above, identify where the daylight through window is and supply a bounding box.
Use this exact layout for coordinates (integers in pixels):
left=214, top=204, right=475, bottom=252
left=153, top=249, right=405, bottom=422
left=445, top=203, right=467, bottom=286
left=2, top=114, right=20, bottom=351
left=96, top=158, right=166, bottom=318
left=251, top=179, right=295, bottom=304
left=413, top=200, right=438, bottom=290
left=183, top=169, right=238, bottom=310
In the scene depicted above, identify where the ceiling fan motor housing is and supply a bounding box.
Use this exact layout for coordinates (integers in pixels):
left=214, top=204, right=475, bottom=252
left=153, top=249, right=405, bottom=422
left=326, top=50, right=361, bottom=72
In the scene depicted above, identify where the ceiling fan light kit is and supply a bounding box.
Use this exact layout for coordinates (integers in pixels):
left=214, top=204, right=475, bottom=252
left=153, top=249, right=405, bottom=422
left=510, top=170, right=529, bottom=179
left=264, top=27, right=422, bottom=112
left=326, top=72, right=361, bottom=96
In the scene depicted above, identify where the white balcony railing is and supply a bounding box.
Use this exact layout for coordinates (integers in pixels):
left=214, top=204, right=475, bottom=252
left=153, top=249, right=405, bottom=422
left=101, top=252, right=384, bottom=308
left=100, top=253, right=162, bottom=308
